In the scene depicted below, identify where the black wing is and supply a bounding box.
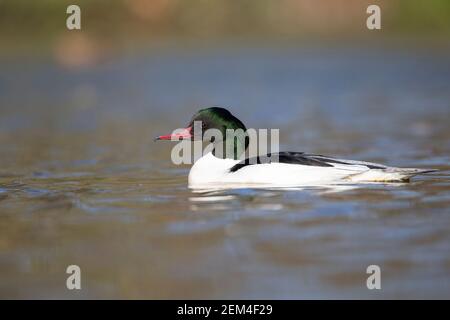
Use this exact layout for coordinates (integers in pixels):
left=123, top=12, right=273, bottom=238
left=229, top=152, right=386, bottom=173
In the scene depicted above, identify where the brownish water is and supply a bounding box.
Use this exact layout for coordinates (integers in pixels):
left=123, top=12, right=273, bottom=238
left=0, top=46, right=449, bottom=298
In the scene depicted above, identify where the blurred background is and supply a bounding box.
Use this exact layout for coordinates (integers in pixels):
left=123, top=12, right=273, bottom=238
left=1, top=0, right=450, bottom=65
left=0, top=0, right=449, bottom=299
left=2, top=0, right=450, bottom=54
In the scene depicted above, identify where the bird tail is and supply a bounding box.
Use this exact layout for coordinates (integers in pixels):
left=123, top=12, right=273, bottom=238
left=347, top=167, right=438, bottom=183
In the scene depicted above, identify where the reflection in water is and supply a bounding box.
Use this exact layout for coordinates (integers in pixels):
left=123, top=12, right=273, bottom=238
left=0, top=46, right=450, bottom=299
left=190, top=183, right=361, bottom=196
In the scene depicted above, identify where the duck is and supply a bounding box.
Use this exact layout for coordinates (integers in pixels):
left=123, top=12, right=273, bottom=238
left=155, top=107, right=436, bottom=189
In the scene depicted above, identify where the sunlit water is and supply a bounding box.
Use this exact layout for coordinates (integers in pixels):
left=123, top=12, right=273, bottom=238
left=1, top=45, right=449, bottom=298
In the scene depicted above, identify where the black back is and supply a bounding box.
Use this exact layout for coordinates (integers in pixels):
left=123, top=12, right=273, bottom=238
left=229, top=152, right=385, bottom=172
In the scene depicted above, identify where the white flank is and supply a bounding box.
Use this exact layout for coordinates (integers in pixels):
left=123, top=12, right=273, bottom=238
left=188, top=152, right=436, bottom=189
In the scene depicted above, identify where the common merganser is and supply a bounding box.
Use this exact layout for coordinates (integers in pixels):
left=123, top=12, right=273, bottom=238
left=155, top=107, right=436, bottom=189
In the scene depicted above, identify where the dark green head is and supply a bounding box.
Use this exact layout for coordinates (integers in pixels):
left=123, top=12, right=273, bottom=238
left=156, top=107, right=248, bottom=160
left=188, top=107, right=246, bottom=134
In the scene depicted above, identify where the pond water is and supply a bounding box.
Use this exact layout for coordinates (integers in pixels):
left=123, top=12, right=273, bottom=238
left=0, top=45, right=449, bottom=298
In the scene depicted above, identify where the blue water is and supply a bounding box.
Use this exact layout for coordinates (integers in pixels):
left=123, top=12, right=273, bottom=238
left=0, top=45, right=449, bottom=298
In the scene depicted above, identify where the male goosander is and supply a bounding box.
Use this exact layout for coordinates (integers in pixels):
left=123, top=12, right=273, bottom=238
left=155, top=107, right=436, bottom=189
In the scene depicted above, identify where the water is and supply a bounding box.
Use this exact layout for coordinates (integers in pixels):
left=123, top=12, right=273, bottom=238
left=0, top=45, right=449, bottom=298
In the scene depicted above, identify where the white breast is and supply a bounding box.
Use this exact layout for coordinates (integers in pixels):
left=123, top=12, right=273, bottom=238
left=188, top=152, right=239, bottom=187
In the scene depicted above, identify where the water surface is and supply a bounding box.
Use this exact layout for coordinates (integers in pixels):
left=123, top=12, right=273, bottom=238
left=0, top=45, right=449, bottom=298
